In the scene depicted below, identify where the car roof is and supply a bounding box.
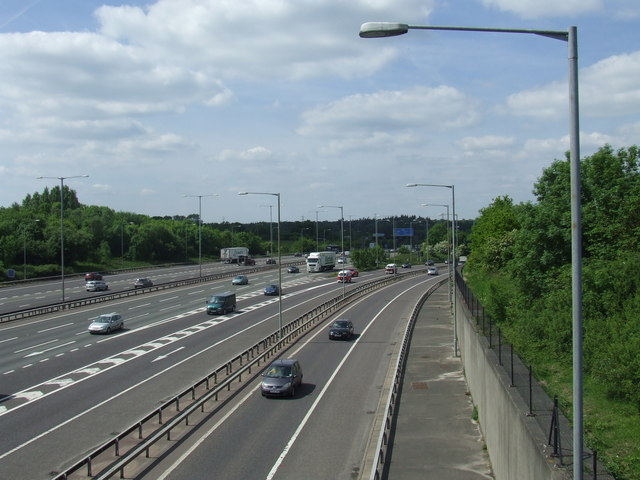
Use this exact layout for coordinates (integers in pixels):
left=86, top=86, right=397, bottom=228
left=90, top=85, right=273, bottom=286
left=270, top=358, right=299, bottom=366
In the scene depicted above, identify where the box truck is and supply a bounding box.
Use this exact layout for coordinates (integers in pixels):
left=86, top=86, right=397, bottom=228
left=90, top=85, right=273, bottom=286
left=221, top=247, right=249, bottom=263
left=306, top=251, right=336, bottom=272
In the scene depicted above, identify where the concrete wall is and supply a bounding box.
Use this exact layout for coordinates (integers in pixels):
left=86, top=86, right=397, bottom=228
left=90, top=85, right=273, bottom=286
left=455, top=294, right=571, bottom=480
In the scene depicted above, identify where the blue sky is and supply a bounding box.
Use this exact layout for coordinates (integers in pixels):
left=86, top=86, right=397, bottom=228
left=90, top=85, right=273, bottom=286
left=1, top=0, right=638, bottom=223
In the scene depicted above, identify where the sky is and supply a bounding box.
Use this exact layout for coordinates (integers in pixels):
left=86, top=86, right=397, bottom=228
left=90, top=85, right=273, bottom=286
left=0, top=0, right=639, bottom=224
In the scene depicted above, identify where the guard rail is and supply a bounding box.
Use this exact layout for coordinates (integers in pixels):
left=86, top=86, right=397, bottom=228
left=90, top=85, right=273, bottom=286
left=51, top=269, right=426, bottom=479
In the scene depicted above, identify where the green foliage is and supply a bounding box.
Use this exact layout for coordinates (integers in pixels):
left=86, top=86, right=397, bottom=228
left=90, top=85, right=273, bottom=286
left=351, top=246, right=386, bottom=270
left=466, top=145, right=640, bottom=478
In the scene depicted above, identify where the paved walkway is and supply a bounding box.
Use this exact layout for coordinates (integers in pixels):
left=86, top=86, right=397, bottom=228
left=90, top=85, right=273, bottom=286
left=385, top=283, right=494, bottom=479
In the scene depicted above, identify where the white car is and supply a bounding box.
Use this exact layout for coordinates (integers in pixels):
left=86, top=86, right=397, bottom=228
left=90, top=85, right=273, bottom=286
left=427, top=266, right=439, bottom=275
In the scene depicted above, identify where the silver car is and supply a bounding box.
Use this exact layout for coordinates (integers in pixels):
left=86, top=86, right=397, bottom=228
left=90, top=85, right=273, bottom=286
left=88, top=313, right=124, bottom=334
left=86, top=280, right=108, bottom=292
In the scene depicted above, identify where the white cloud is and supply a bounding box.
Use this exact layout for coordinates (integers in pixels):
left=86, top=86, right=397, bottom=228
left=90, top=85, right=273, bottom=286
left=478, top=0, right=602, bottom=18
left=298, top=85, right=480, bottom=153
left=503, top=50, right=640, bottom=120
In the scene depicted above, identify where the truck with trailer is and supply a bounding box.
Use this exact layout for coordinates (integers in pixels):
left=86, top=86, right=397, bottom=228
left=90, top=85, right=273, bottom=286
left=306, top=251, right=336, bottom=272
left=221, top=247, right=249, bottom=264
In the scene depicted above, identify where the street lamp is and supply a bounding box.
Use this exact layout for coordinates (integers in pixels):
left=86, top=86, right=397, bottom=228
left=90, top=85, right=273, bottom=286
left=363, top=21, right=583, bottom=477
left=239, top=191, right=282, bottom=338
left=422, top=203, right=452, bottom=305
left=319, top=205, right=345, bottom=298
left=22, top=219, right=40, bottom=280
left=37, top=175, right=89, bottom=302
left=409, top=184, right=458, bottom=353
left=260, top=204, right=274, bottom=255
left=121, top=221, right=134, bottom=267
left=184, top=194, right=218, bottom=278
left=231, top=225, right=242, bottom=247
left=300, top=227, right=310, bottom=254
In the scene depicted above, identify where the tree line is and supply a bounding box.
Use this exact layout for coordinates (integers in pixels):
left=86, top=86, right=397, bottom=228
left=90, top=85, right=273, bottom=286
left=0, top=187, right=471, bottom=280
left=465, top=145, right=640, bottom=479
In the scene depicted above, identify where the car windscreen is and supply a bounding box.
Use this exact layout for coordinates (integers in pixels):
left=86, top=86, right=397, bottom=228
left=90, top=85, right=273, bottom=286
left=265, top=366, right=292, bottom=378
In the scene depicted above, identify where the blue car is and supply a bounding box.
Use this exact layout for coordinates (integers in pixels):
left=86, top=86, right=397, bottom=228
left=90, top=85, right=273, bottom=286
left=264, top=284, right=280, bottom=296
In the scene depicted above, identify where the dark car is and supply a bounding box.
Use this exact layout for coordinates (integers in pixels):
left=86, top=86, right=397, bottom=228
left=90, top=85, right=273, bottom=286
left=261, top=359, right=303, bottom=397
left=266, top=258, right=277, bottom=265
left=134, top=278, right=153, bottom=289
left=425, top=260, right=435, bottom=266
left=264, top=284, right=279, bottom=296
left=232, top=275, right=249, bottom=285
left=328, top=319, right=354, bottom=340
left=287, top=265, right=299, bottom=273
left=85, top=272, right=103, bottom=281
left=402, top=263, right=412, bottom=268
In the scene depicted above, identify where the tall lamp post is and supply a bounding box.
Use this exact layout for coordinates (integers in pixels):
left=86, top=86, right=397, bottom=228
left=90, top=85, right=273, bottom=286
left=184, top=194, right=218, bottom=278
left=239, top=191, right=282, bottom=338
left=260, top=204, right=274, bottom=255
left=121, top=221, right=134, bottom=267
left=409, top=184, right=457, bottom=356
left=363, top=21, right=582, bottom=477
left=422, top=203, right=452, bottom=304
left=319, top=205, right=345, bottom=298
left=37, top=175, right=89, bottom=302
left=22, top=219, right=40, bottom=280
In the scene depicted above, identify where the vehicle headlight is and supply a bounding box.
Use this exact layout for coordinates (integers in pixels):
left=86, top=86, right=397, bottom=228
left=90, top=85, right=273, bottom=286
left=282, top=382, right=291, bottom=389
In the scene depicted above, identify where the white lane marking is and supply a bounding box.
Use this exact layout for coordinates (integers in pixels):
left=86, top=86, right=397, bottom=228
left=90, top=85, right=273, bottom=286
left=265, top=281, right=427, bottom=479
left=0, top=336, right=18, bottom=344
left=129, top=303, right=151, bottom=310
left=13, top=339, right=59, bottom=354
left=154, top=278, right=429, bottom=480
left=159, top=296, right=180, bottom=303
left=24, top=341, right=76, bottom=358
left=152, top=347, right=185, bottom=362
left=37, top=323, right=74, bottom=333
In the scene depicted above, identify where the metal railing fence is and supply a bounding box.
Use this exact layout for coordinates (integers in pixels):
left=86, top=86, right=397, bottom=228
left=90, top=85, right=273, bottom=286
left=51, top=269, right=425, bottom=479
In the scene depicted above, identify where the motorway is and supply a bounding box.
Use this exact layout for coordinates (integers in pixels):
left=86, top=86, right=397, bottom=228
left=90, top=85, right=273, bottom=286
left=0, top=263, right=439, bottom=479
left=0, top=261, right=253, bottom=314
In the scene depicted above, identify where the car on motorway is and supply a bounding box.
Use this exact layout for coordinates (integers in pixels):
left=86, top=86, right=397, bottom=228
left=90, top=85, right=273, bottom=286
left=266, top=258, right=277, bottom=265
left=206, top=292, right=236, bottom=315
left=427, top=266, right=439, bottom=275
left=425, top=260, right=435, bottom=266
left=264, top=284, right=279, bottom=296
left=232, top=275, right=249, bottom=285
left=260, top=358, right=303, bottom=397
left=328, top=319, right=354, bottom=340
left=86, top=280, right=108, bottom=292
left=346, top=267, right=359, bottom=277
left=133, top=278, right=153, bottom=288
left=287, top=265, right=299, bottom=273
left=88, top=313, right=123, bottom=334
left=84, top=272, right=103, bottom=281
left=336, top=270, right=352, bottom=283
left=401, top=262, right=412, bottom=268
left=385, top=264, right=398, bottom=274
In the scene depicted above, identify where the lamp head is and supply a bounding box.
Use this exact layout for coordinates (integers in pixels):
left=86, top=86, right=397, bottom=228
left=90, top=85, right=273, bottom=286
left=359, top=22, right=409, bottom=38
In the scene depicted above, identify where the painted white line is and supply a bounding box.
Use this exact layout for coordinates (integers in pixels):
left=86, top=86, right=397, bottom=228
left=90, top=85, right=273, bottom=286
left=37, top=323, right=74, bottom=333
left=159, top=296, right=180, bottom=302
left=0, top=336, right=18, bottom=344
left=14, top=339, right=59, bottom=354
left=159, top=305, right=180, bottom=312
left=129, top=303, right=151, bottom=310
left=24, top=341, right=76, bottom=358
